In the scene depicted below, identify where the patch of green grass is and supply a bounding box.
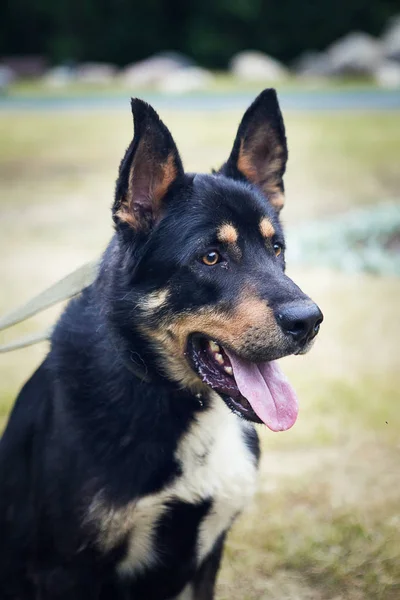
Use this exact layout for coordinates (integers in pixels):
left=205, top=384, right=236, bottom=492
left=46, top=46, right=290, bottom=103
left=286, top=514, right=399, bottom=600
left=315, top=377, right=400, bottom=436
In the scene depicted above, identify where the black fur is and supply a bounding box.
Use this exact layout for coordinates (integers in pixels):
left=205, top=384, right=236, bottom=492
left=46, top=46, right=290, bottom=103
left=0, top=89, right=321, bottom=599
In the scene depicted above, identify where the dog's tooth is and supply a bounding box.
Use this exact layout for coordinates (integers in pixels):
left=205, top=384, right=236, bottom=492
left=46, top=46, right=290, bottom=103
left=215, top=353, right=224, bottom=365
left=209, top=340, right=220, bottom=352
left=224, top=366, right=233, bottom=376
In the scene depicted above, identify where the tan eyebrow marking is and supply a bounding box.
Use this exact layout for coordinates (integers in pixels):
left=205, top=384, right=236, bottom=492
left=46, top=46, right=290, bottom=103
left=217, top=223, right=239, bottom=245
left=259, top=217, right=275, bottom=238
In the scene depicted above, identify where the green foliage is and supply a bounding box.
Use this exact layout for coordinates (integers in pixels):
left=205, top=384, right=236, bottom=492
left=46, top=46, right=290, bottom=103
left=0, top=0, right=398, bottom=67
left=287, top=202, right=400, bottom=275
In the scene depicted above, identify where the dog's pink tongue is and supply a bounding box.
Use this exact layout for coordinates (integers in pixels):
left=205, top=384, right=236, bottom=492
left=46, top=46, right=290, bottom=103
left=225, top=351, right=298, bottom=432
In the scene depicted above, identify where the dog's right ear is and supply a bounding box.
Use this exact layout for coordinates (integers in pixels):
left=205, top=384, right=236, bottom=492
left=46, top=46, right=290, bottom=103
left=113, top=99, right=184, bottom=232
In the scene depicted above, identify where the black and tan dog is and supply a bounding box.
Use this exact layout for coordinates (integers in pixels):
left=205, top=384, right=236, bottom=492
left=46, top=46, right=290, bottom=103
left=0, top=89, right=322, bottom=599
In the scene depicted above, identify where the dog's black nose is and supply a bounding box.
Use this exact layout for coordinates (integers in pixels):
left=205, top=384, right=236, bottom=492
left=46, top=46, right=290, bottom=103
left=277, top=303, right=323, bottom=344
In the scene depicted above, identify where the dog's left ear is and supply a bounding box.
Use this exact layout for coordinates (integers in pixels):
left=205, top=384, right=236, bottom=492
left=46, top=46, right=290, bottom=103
left=113, top=98, right=184, bottom=232
left=219, top=89, right=288, bottom=212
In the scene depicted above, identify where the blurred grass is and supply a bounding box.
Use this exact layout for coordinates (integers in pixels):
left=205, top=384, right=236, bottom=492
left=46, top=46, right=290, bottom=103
left=1, top=109, right=399, bottom=220
left=0, top=104, right=400, bottom=598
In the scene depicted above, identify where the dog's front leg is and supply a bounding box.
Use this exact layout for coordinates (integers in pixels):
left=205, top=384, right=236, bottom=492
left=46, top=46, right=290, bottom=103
left=33, top=566, right=102, bottom=600
left=190, top=534, right=226, bottom=600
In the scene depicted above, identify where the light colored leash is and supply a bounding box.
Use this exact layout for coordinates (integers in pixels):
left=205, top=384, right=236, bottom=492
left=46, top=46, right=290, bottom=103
left=0, top=260, right=98, bottom=353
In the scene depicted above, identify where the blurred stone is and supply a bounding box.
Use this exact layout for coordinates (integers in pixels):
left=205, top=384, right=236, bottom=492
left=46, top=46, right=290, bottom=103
left=382, top=15, right=400, bottom=62
left=326, top=32, right=382, bottom=76
left=375, top=60, right=400, bottom=88
left=158, top=67, right=214, bottom=93
left=0, top=65, right=15, bottom=92
left=293, top=51, right=332, bottom=77
left=1, top=55, right=47, bottom=77
left=76, top=62, right=117, bottom=84
left=43, top=66, right=76, bottom=88
left=230, top=51, right=288, bottom=81
left=155, top=51, right=195, bottom=68
left=121, top=53, right=193, bottom=87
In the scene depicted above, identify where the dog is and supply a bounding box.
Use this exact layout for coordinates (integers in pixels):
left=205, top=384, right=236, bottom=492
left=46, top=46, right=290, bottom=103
left=0, top=89, right=323, bottom=599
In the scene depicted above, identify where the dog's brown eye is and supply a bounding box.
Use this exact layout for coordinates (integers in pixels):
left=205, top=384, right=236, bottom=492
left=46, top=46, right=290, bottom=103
left=273, top=243, right=282, bottom=257
left=202, top=251, right=220, bottom=266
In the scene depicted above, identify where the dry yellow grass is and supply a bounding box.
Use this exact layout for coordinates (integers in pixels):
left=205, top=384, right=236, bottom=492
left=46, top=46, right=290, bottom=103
left=0, top=105, right=399, bottom=598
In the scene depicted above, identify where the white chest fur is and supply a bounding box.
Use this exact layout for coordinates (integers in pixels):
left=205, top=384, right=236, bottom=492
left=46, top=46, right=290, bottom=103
left=89, top=395, right=258, bottom=575
left=173, top=395, right=258, bottom=564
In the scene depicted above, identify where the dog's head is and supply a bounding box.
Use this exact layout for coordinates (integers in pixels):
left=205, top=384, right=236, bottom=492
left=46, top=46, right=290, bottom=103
left=109, top=89, right=323, bottom=431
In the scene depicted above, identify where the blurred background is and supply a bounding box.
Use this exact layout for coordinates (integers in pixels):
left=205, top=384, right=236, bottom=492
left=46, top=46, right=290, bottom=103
left=0, top=1, right=400, bottom=599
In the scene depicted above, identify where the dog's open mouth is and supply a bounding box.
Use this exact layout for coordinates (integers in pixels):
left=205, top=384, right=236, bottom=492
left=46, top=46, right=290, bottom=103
left=187, top=335, right=299, bottom=432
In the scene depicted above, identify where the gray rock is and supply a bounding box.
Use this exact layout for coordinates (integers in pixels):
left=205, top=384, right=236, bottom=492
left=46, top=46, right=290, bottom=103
left=325, top=32, right=383, bottom=76
left=375, top=60, right=400, bottom=88
left=121, top=54, right=190, bottom=87
left=76, top=62, right=117, bottom=84
left=154, top=51, right=195, bottom=69
left=43, top=66, right=76, bottom=88
left=158, top=67, right=214, bottom=93
left=230, top=51, right=289, bottom=81
left=382, top=15, right=400, bottom=62
left=1, top=55, right=47, bottom=77
left=293, top=51, right=332, bottom=77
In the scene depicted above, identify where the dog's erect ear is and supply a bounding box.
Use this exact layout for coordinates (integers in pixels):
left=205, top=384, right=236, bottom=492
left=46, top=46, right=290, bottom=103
left=113, top=99, right=184, bottom=231
left=219, top=89, right=288, bottom=212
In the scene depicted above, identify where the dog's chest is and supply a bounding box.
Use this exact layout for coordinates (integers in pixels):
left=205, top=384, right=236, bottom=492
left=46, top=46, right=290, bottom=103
left=113, top=398, right=258, bottom=575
